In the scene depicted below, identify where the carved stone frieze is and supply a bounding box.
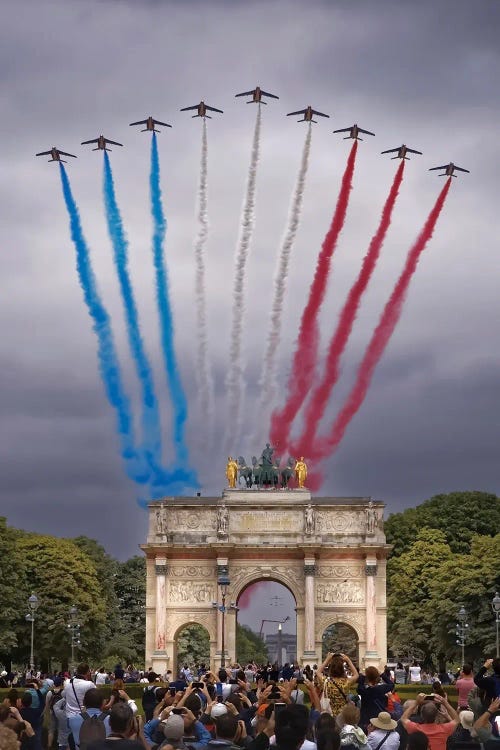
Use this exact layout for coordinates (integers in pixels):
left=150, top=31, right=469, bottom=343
left=316, top=581, right=364, bottom=604
left=155, top=565, right=168, bottom=576
left=315, top=511, right=365, bottom=534
left=168, top=581, right=215, bottom=603
left=365, top=564, right=378, bottom=576
left=166, top=509, right=217, bottom=531
left=317, top=565, right=364, bottom=578
left=167, top=566, right=216, bottom=578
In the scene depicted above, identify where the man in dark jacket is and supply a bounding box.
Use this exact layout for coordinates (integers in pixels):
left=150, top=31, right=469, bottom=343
left=474, top=659, right=500, bottom=703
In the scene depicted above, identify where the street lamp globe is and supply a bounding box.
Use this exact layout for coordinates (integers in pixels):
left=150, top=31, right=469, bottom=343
left=492, top=592, right=500, bottom=615
left=28, top=594, right=39, bottom=612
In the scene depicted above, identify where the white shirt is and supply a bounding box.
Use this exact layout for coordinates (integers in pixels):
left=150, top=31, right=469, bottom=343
left=409, top=666, right=421, bottom=683
left=367, top=730, right=400, bottom=750
left=63, top=677, right=95, bottom=716
left=95, top=672, right=107, bottom=685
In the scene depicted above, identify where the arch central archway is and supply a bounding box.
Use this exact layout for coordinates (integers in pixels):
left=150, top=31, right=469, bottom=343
left=236, top=579, right=297, bottom=666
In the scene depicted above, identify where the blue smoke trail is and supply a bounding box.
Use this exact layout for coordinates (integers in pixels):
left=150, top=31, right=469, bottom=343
left=102, top=153, right=163, bottom=470
left=58, top=163, right=149, bottom=484
left=149, top=133, right=198, bottom=489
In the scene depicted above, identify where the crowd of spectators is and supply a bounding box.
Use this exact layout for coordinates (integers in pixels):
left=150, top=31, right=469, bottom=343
left=0, top=656, right=498, bottom=750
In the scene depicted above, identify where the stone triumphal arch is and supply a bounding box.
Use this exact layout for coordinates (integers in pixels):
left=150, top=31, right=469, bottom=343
left=142, top=488, right=390, bottom=674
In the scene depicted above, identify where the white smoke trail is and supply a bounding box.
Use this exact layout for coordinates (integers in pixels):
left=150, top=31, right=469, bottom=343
left=254, top=124, right=312, bottom=443
left=193, top=118, right=214, bottom=429
left=225, top=105, right=262, bottom=450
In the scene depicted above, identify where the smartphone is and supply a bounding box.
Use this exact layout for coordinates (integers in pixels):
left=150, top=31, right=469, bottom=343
left=229, top=679, right=238, bottom=685
left=424, top=695, right=436, bottom=701
left=274, top=702, right=287, bottom=719
left=172, top=708, right=185, bottom=715
left=169, top=688, right=177, bottom=696
left=264, top=704, right=274, bottom=720
left=296, top=678, right=304, bottom=684
left=192, top=682, right=204, bottom=689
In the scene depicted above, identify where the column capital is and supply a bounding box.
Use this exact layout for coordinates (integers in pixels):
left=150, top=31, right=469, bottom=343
left=155, top=557, right=167, bottom=576
left=365, top=564, right=378, bottom=576
left=217, top=563, right=229, bottom=577
left=304, top=564, right=316, bottom=576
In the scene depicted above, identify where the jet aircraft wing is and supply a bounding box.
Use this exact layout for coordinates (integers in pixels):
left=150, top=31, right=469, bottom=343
left=81, top=138, right=99, bottom=145
left=381, top=148, right=399, bottom=154
left=205, top=105, right=223, bottom=113
left=106, top=139, right=123, bottom=146
left=311, top=109, right=329, bottom=118
left=406, top=147, right=423, bottom=155
left=129, top=119, right=148, bottom=126
left=358, top=127, right=375, bottom=136
left=429, top=165, right=449, bottom=171
left=261, top=90, right=279, bottom=99
left=333, top=127, right=352, bottom=133
left=235, top=91, right=254, bottom=97
left=36, top=150, right=52, bottom=156
left=59, top=151, right=77, bottom=158
left=454, top=165, right=470, bottom=173
left=155, top=120, right=172, bottom=127
left=180, top=105, right=199, bottom=111
left=287, top=109, right=307, bottom=116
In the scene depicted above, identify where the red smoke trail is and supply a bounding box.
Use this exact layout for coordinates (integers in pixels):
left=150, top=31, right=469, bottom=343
left=310, top=177, right=452, bottom=468
left=292, top=161, right=405, bottom=455
left=237, top=581, right=270, bottom=609
left=270, top=140, right=358, bottom=450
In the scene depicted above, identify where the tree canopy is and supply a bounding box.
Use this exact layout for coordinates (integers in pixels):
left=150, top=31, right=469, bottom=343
left=236, top=624, right=268, bottom=664
left=385, top=491, right=500, bottom=556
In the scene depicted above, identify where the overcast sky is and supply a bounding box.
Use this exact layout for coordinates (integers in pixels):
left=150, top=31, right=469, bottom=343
left=1, top=0, right=499, bottom=625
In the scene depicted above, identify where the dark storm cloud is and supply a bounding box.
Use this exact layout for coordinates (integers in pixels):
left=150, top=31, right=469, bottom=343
left=0, top=0, right=499, bottom=585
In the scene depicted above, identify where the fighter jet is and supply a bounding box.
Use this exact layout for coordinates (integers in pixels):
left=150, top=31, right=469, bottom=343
left=333, top=123, right=375, bottom=140
left=235, top=86, right=279, bottom=104
left=81, top=135, right=123, bottom=151
left=35, top=147, right=77, bottom=164
left=429, top=162, right=469, bottom=177
left=129, top=116, right=172, bottom=133
left=287, top=106, right=329, bottom=123
left=180, top=101, right=223, bottom=119
left=381, top=144, right=422, bottom=160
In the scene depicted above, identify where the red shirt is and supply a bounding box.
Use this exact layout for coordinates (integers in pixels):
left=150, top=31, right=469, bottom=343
left=406, top=721, right=457, bottom=750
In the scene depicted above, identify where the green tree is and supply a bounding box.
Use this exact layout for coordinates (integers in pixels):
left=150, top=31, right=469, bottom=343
left=236, top=624, right=268, bottom=664
left=177, top=624, right=210, bottom=666
left=386, top=491, right=500, bottom=556
left=15, top=532, right=108, bottom=665
left=0, top=518, right=25, bottom=655
left=387, top=528, right=500, bottom=667
left=387, top=528, right=455, bottom=665
left=110, top=556, right=146, bottom=664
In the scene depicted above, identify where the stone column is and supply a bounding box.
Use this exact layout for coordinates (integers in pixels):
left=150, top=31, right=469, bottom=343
left=365, top=557, right=378, bottom=663
left=303, top=558, right=317, bottom=659
left=155, top=557, right=168, bottom=653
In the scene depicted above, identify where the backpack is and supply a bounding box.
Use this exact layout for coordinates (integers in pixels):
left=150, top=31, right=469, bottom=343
left=78, top=710, right=107, bottom=750
left=49, top=691, right=64, bottom=714
left=142, top=685, right=159, bottom=710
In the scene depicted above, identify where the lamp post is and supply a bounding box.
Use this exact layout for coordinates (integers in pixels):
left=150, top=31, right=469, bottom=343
left=455, top=605, right=468, bottom=666
left=25, top=594, right=39, bottom=672
left=67, top=605, right=81, bottom=673
left=212, top=573, right=237, bottom=668
left=492, top=592, right=500, bottom=658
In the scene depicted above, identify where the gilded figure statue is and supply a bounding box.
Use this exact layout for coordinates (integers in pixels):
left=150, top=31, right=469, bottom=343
left=294, top=456, right=308, bottom=488
left=226, top=456, right=238, bottom=488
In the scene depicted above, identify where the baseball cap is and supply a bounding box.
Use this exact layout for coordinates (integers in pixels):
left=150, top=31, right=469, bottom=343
left=211, top=703, right=228, bottom=718
left=459, top=711, right=474, bottom=730
left=162, top=714, right=185, bottom=741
